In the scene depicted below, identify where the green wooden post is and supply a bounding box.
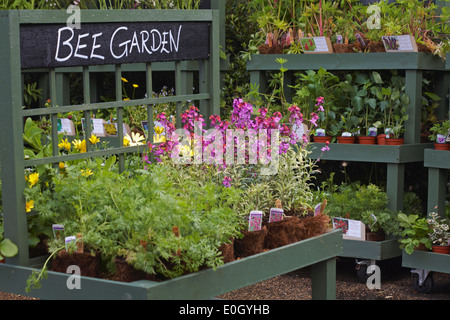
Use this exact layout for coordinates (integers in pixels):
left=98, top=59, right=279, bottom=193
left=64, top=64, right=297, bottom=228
left=404, top=70, right=423, bottom=144
left=427, top=168, right=447, bottom=216
left=0, top=10, right=29, bottom=266
left=386, top=163, right=404, bottom=212
left=311, top=258, right=336, bottom=300
left=209, top=9, right=221, bottom=118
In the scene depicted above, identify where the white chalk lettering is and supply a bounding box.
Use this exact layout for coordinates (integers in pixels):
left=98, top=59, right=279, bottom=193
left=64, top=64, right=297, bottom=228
left=55, top=27, right=74, bottom=62
left=90, top=32, right=104, bottom=60
left=74, top=32, right=89, bottom=59
left=110, top=26, right=130, bottom=59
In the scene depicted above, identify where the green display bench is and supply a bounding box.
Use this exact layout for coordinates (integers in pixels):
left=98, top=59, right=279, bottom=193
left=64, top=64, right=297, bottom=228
left=0, top=229, right=343, bottom=300
left=402, top=249, right=450, bottom=294
left=247, top=52, right=448, bottom=282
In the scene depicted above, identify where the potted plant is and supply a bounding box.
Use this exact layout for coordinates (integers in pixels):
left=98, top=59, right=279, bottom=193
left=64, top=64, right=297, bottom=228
left=385, top=103, right=409, bottom=145
left=427, top=212, right=450, bottom=254
left=398, top=213, right=433, bottom=255
left=336, top=112, right=360, bottom=144
left=429, top=120, right=450, bottom=150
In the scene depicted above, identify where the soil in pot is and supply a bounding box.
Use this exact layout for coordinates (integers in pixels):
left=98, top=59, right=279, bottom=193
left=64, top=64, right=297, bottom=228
left=29, top=234, right=49, bottom=258
left=51, top=250, right=101, bottom=278
left=337, top=136, right=356, bottom=144
left=333, top=43, right=357, bottom=53
left=367, top=41, right=386, bottom=52
left=385, top=138, right=404, bottom=145
left=366, top=230, right=385, bottom=241
left=358, top=136, right=376, bottom=145
left=434, top=143, right=450, bottom=151
left=219, top=239, right=235, bottom=263
left=234, top=226, right=268, bottom=258
left=258, top=44, right=286, bottom=54
left=264, top=217, right=301, bottom=250
left=113, top=256, right=157, bottom=282
left=432, top=245, right=450, bottom=254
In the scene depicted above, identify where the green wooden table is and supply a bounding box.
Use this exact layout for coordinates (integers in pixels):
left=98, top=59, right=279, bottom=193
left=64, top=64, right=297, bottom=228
left=0, top=229, right=343, bottom=300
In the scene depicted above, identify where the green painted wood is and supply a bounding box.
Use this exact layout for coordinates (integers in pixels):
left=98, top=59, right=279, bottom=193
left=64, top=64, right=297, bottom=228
left=0, top=230, right=342, bottom=300
left=427, top=167, right=448, bottom=216
left=404, top=70, right=423, bottom=144
left=247, top=53, right=445, bottom=72
left=402, top=250, right=450, bottom=274
left=311, top=258, right=336, bottom=300
left=17, top=9, right=215, bottom=24
left=0, top=10, right=29, bottom=267
left=424, top=148, right=450, bottom=169
left=386, top=163, right=405, bottom=212
left=341, top=239, right=402, bottom=260
left=308, top=143, right=431, bottom=163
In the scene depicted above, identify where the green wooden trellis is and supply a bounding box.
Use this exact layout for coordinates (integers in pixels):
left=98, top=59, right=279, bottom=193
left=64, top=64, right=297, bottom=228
left=0, top=8, right=221, bottom=268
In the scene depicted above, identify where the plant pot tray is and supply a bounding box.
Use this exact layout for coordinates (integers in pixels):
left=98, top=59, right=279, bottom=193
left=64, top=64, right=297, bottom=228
left=402, top=249, right=450, bottom=275
left=341, top=238, right=402, bottom=261
left=0, top=229, right=342, bottom=300
left=309, top=143, right=432, bottom=164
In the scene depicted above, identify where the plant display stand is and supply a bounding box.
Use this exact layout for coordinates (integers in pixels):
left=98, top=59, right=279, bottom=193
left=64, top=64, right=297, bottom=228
left=0, top=9, right=344, bottom=301
left=0, top=229, right=343, bottom=300
left=248, top=52, right=447, bottom=212
left=401, top=53, right=450, bottom=294
left=247, top=52, right=448, bottom=279
left=341, top=238, right=402, bottom=283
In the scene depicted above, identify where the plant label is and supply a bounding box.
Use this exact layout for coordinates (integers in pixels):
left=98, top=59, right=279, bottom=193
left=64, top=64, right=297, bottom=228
left=52, top=224, right=65, bottom=240
left=381, top=35, right=418, bottom=52
left=103, top=122, right=131, bottom=137
left=300, top=37, right=334, bottom=54
left=57, top=118, right=76, bottom=136
left=332, top=217, right=366, bottom=241
left=368, top=127, right=377, bottom=137
left=248, top=211, right=263, bottom=231
left=65, top=235, right=77, bottom=251
left=269, top=208, right=284, bottom=223
left=82, top=118, right=107, bottom=137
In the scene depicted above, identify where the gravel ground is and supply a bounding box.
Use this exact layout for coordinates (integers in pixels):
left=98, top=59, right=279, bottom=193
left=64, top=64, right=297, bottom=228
left=1, top=257, right=450, bottom=300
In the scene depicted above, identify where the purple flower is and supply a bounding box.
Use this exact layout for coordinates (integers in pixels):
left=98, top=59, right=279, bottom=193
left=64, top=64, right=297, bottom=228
left=223, top=176, right=232, bottom=188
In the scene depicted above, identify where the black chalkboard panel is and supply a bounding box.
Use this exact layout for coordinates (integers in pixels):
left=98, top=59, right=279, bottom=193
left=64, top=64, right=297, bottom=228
left=20, top=22, right=210, bottom=69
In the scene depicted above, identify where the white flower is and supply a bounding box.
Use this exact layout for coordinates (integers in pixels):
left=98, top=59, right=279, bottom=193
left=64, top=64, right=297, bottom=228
left=124, top=132, right=145, bottom=146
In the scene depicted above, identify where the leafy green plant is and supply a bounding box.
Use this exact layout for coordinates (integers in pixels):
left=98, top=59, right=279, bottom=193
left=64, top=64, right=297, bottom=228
left=324, top=183, right=401, bottom=236
left=398, top=212, right=432, bottom=254
left=429, top=119, right=450, bottom=143
left=0, top=223, right=19, bottom=261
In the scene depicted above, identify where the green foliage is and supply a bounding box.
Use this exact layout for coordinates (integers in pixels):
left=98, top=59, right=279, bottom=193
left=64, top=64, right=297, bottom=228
left=0, top=224, right=19, bottom=260
left=324, top=183, right=401, bottom=236
left=429, top=119, right=450, bottom=142
left=398, top=212, right=432, bottom=254
left=27, top=155, right=244, bottom=281
left=230, top=145, right=319, bottom=217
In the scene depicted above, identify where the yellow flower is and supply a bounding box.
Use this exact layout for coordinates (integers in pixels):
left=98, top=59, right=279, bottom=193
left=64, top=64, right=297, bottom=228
left=123, top=136, right=130, bottom=147
left=73, top=139, right=86, bottom=153
left=133, top=84, right=139, bottom=88
left=25, top=200, right=35, bottom=213
left=27, top=172, right=39, bottom=188
left=81, top=169, right=93, bottom=177
left=123, top=98, right=130, bottom=101
left=59, top=162, right=65, bottom=170
left=121, top=77, right=128, bottom=82
left=124, top=132, right=145, bottom=146
left=58, top=138, right=71, bottom=151
left=153, top=126, right=166, bottom=143
left=89, top=134, right=100, bottom=145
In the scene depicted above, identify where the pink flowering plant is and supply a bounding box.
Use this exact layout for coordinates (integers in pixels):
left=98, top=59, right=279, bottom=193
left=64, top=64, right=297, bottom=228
left=142, top=97, right=329, bottom=219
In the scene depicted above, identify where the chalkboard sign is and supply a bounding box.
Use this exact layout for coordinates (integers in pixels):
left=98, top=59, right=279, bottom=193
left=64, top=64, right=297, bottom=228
left=20, top=22, right=210, bottom=69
